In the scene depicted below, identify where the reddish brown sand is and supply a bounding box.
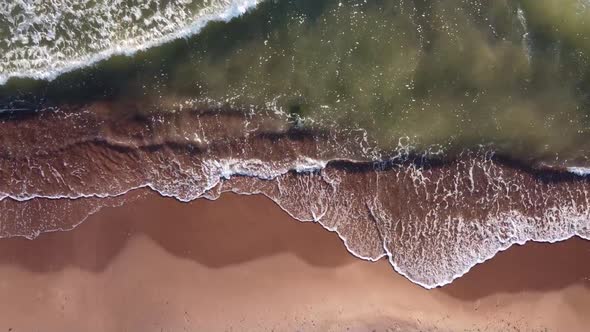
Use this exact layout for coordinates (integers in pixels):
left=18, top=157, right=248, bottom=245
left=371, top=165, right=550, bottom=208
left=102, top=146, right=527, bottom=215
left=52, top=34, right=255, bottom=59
left=0, top=192, right=588, bottom=331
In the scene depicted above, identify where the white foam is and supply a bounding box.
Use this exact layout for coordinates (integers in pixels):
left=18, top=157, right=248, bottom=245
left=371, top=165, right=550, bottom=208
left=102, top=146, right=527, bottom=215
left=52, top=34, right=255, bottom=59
left=2, top=153, right=589, bottom=289
left=294, top=158, right=328, bottom=173
left=567, top=166, right=590, bottom=176
left=0, top=0, right=262, bottom=85
left=0, top=156, right=329, bottom=202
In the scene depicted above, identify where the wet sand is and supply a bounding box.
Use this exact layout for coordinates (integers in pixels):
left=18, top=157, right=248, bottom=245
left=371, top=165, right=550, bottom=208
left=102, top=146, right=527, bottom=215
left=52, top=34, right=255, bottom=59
left=0, top=191, right=588, bottom=331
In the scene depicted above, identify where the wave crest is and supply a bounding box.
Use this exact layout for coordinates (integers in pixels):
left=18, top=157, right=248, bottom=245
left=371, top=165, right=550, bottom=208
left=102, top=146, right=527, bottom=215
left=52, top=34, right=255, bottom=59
left=0, top=0, right=261, bottom=84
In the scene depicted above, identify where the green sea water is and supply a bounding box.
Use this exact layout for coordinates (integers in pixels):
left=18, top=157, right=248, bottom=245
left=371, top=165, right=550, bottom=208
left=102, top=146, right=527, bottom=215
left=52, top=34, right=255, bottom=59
left=2, top=0, right=590, bottom=164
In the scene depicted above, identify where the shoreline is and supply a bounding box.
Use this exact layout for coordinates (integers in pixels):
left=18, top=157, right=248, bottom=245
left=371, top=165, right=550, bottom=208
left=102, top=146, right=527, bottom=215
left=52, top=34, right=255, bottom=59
left=4, top=183, right=590, bottom=291
left=1, top=106, right=590, bottom=288
left=0, top=191, right=587, bottom=331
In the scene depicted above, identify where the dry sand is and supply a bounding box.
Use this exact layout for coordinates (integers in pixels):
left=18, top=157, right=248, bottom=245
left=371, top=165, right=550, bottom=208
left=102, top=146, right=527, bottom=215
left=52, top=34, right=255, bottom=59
left=0, top=191, right=588, bottom=331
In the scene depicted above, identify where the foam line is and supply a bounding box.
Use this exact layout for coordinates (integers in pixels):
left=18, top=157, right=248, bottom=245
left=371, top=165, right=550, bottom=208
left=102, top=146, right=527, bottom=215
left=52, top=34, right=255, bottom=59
left=0, top=0, right=263, bottom=85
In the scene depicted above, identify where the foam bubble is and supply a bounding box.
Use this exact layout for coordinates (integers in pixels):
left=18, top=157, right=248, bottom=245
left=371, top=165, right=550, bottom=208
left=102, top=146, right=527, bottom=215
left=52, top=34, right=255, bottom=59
left=568, top=167, right=590, bottom=176
left=0, top=0, right=262, bottom=85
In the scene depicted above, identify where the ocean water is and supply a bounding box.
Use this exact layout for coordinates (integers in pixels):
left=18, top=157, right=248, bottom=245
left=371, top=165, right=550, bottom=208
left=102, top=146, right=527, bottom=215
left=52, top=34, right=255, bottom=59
left=0, top=0, right=589, bottom=288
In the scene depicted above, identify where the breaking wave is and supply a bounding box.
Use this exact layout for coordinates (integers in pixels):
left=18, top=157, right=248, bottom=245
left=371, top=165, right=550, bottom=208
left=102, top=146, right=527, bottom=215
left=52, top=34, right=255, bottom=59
left=0, top=0, right=261, bottom=84
left=0, top=105, right=588, bottom=289
left=1, top=0, right=590, bottom=289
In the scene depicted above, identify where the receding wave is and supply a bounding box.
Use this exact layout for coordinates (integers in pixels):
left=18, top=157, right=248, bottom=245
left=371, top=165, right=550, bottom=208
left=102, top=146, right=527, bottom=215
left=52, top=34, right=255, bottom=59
left=0, top=105, right=588, bottom=289
left=0, top=0, right=261, bottom=84
left=1, top=0, right=590, bottom=289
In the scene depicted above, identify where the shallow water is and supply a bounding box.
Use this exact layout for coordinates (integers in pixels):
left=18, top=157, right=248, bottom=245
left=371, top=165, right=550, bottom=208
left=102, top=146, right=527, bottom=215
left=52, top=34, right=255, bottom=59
left=2, top=0, right=590, bottom=163
left=1, top=0, right=590, bottom=288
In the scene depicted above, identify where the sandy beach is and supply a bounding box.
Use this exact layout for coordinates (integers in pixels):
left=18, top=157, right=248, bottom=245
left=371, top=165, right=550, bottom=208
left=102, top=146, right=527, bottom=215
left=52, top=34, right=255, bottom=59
left=0, top=191, right=587, bottom=332
left=2, top=1, right=590, bottom=331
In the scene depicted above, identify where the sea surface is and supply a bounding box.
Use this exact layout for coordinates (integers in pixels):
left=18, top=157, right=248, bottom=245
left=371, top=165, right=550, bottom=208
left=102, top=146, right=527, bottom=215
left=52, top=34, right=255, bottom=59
left=0, top=0, right=589, bottom=288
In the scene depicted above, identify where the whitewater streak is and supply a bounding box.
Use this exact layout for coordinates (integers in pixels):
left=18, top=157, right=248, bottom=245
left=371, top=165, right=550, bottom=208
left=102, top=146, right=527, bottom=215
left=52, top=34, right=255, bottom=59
left=2, top=153, right=589, bottom=289
left=0, top=0, right=262, bottom=85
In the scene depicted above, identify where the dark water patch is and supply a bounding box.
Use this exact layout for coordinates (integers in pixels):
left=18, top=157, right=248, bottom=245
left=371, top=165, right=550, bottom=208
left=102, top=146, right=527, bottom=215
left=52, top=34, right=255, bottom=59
left=1, top=0, right=590, bottom=165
